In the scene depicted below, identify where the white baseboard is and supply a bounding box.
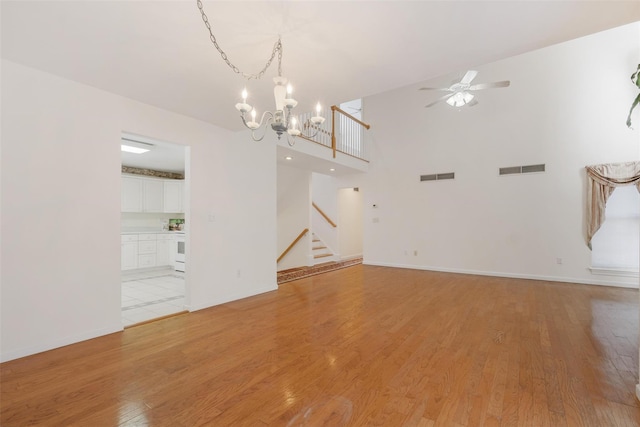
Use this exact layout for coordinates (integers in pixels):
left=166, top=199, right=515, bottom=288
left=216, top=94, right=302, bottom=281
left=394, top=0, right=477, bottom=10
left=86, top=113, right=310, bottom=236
left=362, top=261, right=639, bottom=289
left=589, top=267, right=639, bottom=278
left=0, top=324, right=124, bottom=363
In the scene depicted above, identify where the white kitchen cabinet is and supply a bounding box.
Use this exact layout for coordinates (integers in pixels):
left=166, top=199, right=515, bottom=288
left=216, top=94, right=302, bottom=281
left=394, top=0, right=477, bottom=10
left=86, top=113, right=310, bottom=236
left=121, top=176, right=143, bottom=212
left=138, top=254, right=156, bottom=268
left=143, top=179, right=164, bottom=213
left=121, top=235, right=138, bottom=270
left=156, top=234, right=173, bottom=266
left=121, top=233, right=176, bottom=271
left=138, top=237, right=157, bottom=268
left=122, top=175, right=184, bottom=213
left=163, top=180, right=184, bottom=213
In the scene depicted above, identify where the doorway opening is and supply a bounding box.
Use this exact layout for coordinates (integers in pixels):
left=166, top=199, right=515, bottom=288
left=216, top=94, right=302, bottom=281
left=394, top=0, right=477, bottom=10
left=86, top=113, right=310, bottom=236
left=120, top=132, right=189, bottom=327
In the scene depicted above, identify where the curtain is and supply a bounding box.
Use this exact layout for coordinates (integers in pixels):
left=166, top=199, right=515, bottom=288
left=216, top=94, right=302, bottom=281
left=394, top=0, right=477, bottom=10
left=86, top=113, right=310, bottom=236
left=585, top=161, right=640, bottom=249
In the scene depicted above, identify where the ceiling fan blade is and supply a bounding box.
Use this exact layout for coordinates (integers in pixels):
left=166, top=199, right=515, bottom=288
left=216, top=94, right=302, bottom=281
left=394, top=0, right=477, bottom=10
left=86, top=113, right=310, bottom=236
left=469, top=80, right=510, bottom=90
left=419, top=87, right=450, bottom=91
left=460, top=70, right=478, bottom=85
left=425, top=93, right=454, bottom=108
left=467, top=99, right=479, bottom=107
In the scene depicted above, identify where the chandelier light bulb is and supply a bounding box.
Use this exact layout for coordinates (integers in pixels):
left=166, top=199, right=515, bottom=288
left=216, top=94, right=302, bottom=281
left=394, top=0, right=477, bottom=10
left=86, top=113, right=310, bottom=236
left=235, top=88, right=251, bottom=113
left=287, top=84, right=293, bottom=95
left=310, top=102, right=326, bottom=125
left=287, top=116, right=301, bottom=136
left=246, top=108, right=260, bottom=130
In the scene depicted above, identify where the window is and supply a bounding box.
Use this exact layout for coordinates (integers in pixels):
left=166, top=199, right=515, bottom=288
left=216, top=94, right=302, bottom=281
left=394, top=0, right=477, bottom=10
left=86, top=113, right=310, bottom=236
left=590, top=185, right=639, bottom=273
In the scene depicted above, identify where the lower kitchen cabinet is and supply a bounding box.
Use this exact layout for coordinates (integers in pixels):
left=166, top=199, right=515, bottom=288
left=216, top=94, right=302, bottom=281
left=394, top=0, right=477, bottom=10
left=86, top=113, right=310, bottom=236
left=121, top=233, right=175, bottom=271
left=138, top=253, right=156, bottom=268
left=121, top=235, right=139, bottom=270
left=156, top=234, right=173, bottom=266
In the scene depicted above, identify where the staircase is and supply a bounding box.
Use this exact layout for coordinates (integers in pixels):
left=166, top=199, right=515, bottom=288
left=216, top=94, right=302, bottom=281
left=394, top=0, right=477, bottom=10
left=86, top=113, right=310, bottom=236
left=312, top=233, right=334, bottom=264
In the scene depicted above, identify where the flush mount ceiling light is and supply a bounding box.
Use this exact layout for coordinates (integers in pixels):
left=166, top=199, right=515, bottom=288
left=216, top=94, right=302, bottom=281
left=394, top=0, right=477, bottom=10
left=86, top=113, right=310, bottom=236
left=285, top=156, right=293, bottom=160
left=121, top=138, right=153, bottom=154
left=121, top=145, right=149, bottom=154
left=196, top=1, right=324, bottom=145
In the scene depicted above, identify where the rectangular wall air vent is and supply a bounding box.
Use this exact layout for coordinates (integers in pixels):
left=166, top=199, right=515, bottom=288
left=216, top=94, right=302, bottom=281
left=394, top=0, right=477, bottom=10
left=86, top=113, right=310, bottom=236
left=420, top=172, right=455, bottom=182
left=499, top=164, right=545, bottom=176
left=521, top=164, right=546, bottom=173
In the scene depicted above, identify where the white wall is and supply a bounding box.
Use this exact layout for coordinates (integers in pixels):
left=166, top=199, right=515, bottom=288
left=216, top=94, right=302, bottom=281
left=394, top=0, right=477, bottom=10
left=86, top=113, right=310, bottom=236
left=338, top=188, right=363, bottom=259
left=347, top=22, right=640, bottom=288
left=277, top=164, right=311, bottom=270
left=1, top=60, right=277, bottom=361
left=311, top=172, right=339, bottom=255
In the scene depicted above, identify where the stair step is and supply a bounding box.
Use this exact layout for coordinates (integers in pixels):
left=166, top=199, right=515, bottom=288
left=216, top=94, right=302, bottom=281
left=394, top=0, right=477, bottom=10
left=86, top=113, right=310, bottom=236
left=313, top=246, right=327, bottom=250
left=314, top=253, right=333, bottom=259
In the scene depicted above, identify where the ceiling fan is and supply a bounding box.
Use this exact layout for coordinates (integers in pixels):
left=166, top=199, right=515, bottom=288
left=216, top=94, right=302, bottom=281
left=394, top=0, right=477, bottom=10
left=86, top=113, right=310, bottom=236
left=420, top=70, right=510, bottom=108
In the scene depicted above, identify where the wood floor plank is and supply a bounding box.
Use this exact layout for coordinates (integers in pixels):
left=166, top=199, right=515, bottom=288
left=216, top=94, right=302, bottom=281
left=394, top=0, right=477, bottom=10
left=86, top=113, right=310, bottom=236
left=1, top=265, right=639, bottom=426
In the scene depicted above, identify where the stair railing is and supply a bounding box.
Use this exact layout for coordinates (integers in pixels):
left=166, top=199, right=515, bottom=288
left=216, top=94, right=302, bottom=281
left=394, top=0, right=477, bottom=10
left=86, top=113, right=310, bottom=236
left=277, top=228, right=309, bottom=263
left=294, top=106, right=371, bottom=162
left=312, top=202, right=337, bottom=228
left=331, top=105, right=371, bottom=160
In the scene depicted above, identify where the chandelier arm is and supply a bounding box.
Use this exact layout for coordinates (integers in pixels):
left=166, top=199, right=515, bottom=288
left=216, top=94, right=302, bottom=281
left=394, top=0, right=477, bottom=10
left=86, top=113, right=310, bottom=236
left=240, top=111, right=275, bottom=141
left=300, top=120, right=322, bottom=139
left=196, top=0, right=282, bottom=80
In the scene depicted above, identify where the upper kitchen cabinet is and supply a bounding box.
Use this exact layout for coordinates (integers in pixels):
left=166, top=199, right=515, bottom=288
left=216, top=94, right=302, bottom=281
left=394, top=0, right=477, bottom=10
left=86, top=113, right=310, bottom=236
left=121, top=175, right=184, bottom=213
left=143, top=179, right=164, bottom=212
left=122, top=176, right=143, bottom=212
left=163, top=180, right=184, bottom=213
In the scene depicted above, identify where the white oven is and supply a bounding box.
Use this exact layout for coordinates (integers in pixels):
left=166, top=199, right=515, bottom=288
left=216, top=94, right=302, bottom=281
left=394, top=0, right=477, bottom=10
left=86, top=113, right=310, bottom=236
left=175, top=233, right=185, bottom=272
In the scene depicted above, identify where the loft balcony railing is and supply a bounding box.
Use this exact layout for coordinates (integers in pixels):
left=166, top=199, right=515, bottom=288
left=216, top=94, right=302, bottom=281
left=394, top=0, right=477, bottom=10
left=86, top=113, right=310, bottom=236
left=296, top=105, right=371, bottom=162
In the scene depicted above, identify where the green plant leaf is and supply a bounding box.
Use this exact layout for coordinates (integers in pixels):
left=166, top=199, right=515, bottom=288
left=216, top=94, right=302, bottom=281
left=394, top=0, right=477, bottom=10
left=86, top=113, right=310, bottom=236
left=627, top=64, right=640, bottom=128
left=627, top=93, right=640, bottom=128
left=632, top=64, right=640, bottom=89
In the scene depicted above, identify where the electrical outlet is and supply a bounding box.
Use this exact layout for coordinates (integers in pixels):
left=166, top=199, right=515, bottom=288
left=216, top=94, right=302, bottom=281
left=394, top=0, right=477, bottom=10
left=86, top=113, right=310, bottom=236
left=556, top=258, right=563, bottom=265
left=414, top=250, right=418, bottom=256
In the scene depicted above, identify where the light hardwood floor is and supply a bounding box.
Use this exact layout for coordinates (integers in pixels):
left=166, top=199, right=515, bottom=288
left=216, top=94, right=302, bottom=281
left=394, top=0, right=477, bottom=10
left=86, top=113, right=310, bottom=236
left=2, top=265, right=639, bottom=426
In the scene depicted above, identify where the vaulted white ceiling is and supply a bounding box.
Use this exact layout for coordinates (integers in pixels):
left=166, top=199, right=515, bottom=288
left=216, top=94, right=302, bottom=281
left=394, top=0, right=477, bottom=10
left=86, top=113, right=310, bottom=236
left=3, top=1, right=639, bottom=135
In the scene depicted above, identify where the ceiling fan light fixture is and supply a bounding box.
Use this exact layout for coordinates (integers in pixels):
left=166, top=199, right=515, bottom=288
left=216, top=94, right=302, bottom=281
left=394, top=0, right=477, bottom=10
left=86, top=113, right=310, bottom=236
left=423, top=70, right=509, bottom=109
left=446, top=91, right=474, bottom=107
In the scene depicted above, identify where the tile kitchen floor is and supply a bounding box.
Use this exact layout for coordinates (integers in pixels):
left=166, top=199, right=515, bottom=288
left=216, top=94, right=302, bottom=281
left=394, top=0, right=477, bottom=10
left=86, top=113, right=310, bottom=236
left=121, top=268, right=185, bottom=327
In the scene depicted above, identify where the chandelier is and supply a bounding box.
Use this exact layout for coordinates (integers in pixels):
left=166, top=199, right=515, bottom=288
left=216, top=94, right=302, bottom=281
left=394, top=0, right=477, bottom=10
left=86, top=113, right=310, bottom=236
left=196, top=1, right=324, bottom=144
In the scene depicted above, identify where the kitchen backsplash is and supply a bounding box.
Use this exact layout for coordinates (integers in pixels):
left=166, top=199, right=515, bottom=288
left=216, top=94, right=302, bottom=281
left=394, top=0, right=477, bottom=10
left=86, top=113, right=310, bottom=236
left=121, top=212, right=185, bottom=231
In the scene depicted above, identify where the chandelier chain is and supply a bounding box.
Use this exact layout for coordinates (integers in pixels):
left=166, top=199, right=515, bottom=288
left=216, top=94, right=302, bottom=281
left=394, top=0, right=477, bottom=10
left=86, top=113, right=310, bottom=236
left=196, top=0, right=282, bottom=80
